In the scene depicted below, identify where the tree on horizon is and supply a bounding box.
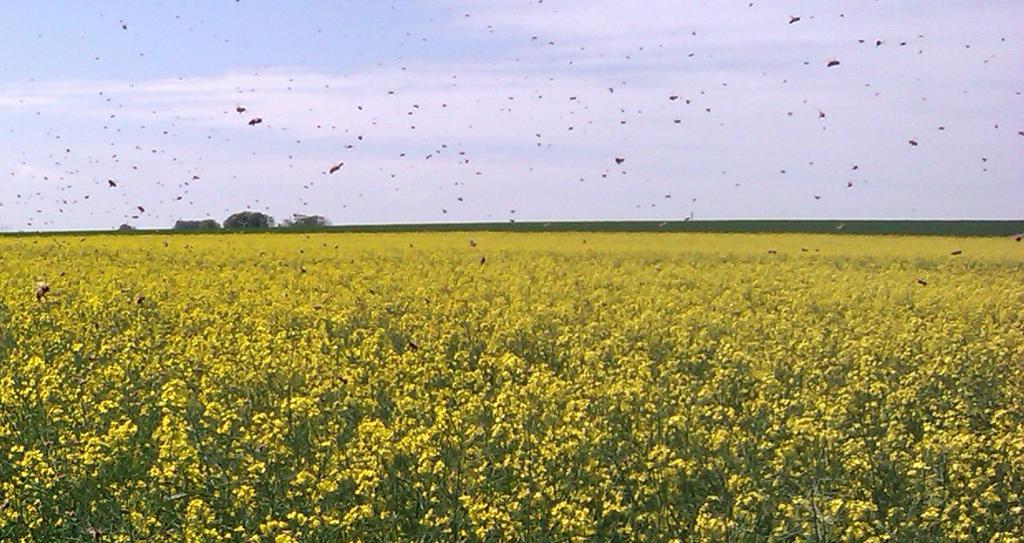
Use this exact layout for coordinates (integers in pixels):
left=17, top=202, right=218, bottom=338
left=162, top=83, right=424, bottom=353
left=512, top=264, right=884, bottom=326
left=224, top=211, right=274, bottom=229
left=281, top=214, right=330, bottom=228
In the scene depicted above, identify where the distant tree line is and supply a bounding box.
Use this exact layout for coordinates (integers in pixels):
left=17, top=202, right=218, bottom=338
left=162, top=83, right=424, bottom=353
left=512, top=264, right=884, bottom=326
left=223, top=211, right=274, bottom=229
left=281, top=214, right=330, bottom=228
left=173, top=219, right=222, bottom=231
left=169, top=212, right=330, bottom=231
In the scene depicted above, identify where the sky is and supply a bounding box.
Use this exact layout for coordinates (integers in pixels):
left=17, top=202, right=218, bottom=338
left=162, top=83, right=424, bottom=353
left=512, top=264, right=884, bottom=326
left=0, top=0, right=1021, bottom=230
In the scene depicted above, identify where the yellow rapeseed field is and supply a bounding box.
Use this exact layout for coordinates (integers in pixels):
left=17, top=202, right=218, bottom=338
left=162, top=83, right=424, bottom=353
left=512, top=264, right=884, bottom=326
left=0, top=232, right=1022, bottom=542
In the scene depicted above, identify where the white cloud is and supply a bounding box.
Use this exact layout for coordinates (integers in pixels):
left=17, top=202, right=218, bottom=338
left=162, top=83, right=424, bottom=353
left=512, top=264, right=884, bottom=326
left=0, top=0, right=1020, bottom=229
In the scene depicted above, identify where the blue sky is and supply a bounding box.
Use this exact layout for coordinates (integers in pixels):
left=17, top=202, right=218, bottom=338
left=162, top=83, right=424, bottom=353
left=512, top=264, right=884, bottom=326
left=1, top=0, right=1021, bottom=230
left=0, top=2, right=464, bottom=79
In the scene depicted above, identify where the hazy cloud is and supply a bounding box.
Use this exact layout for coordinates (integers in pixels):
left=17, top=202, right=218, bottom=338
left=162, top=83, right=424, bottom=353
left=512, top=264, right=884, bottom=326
left=0, top=0, right=1020, bottom=229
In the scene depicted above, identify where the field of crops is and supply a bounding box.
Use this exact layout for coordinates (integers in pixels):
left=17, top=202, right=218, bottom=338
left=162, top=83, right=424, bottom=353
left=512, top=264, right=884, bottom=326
left=0, top=232, right=1022, bottom=542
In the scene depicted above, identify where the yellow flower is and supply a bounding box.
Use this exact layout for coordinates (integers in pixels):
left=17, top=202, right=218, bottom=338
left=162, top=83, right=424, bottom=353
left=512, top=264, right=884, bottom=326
left=0, top=232, right=1019, bottom=541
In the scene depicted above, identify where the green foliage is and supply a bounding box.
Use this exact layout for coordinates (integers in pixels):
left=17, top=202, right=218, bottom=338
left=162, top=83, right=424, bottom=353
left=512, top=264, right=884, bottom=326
left=173, top=219, right=221, bottom=231
left=281, top=214, right=330, bottom=228
left=223, top=212, right=274, bottom=230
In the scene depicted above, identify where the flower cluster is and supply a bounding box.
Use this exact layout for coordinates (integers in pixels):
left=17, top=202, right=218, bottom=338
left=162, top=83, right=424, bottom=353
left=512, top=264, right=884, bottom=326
left=0, top=232, right=1021, bottom=542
